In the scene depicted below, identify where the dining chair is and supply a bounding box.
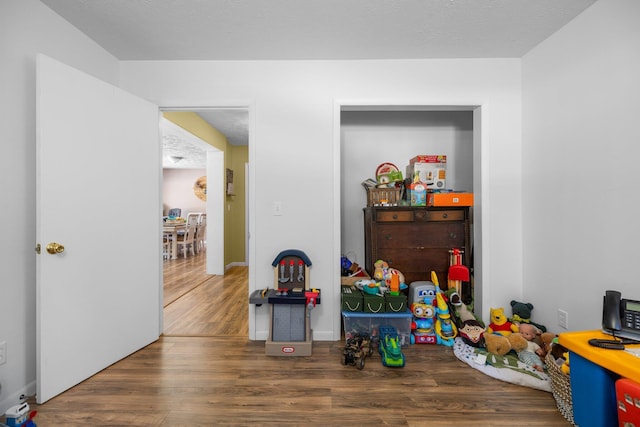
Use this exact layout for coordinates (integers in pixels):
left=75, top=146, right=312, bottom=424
left=175, top=224, right=196, bottom=258
left=196, top=213, right=207, bottom=253
left=162, top=234, right=171, bottom=260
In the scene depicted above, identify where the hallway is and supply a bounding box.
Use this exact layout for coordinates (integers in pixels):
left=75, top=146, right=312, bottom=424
left=163, top=251, right=248, bottom=337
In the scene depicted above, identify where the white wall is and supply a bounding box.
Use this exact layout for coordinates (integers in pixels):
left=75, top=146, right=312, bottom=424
left=0, top=0, right=120, bottom=412
left=119, top=59, right=523, bottom=341
left=162, top=168, right=207, bottom=217
left=522, top=0, right=640, bottom=332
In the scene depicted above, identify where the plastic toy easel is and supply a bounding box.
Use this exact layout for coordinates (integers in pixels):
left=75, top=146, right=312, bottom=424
left=249, top=249, right=320, bottom=356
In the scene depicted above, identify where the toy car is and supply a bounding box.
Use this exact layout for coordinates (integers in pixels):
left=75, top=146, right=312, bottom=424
left=342, top=333, right=376, bottom=369
left=378, top=326, right=405, bottom=367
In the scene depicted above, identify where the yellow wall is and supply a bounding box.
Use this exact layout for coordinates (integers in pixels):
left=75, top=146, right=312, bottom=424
left=163, top=111, right=246, bottom=266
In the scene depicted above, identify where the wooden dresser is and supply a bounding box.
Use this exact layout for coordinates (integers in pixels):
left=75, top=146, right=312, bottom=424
left=363, top=206, right=472, bottom=299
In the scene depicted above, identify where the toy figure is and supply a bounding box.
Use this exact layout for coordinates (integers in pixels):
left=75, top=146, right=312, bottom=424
left=516, top=323, right=545, bottom=372
left=410, top=301, right=436, bottom=344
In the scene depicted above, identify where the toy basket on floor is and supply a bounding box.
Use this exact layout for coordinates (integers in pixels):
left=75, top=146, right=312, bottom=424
left=546, top=352, right=576, bottom=425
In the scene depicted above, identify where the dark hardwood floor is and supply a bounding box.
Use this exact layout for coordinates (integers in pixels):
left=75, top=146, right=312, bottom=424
left=28, top=251, right=570, bottom=426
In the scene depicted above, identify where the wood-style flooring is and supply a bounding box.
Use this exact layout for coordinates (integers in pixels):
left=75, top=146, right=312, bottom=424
left=29, top=251, right=570, bottom=426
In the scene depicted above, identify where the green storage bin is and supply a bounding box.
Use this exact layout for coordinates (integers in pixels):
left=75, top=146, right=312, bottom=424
left=363, top=293, right=385, bottom=313
left=385, top=293, right=407, bottom=313
left=341, top=286, right=363, bottom=312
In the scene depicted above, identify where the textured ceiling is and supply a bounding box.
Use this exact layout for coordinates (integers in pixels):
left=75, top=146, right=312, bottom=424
left=40, top=0, right=597, bottom=60
left=161, top=118, right=216, bottom=169
left=40, top=0, right=597, bottom=159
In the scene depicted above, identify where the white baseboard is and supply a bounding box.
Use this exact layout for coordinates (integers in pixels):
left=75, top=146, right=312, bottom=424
left=0, top=380, right=36, bottom=415
left=225, top=262, right=247, bottom=269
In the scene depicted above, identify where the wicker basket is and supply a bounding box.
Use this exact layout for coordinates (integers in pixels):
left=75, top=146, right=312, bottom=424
left=366, top=187, right=402, bottom=206
left=546, top=352, right=576, bottom=425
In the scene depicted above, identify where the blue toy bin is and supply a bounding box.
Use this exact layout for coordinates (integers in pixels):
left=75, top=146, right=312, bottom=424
left=342, top=310, right=412, bottom=347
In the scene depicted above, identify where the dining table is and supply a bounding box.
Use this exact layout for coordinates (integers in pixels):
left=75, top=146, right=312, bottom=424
left=163, top=221, right=186, bottom=259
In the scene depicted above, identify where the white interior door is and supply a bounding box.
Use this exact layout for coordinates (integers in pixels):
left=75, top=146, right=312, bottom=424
left=36, top=54, right=162, bottom=403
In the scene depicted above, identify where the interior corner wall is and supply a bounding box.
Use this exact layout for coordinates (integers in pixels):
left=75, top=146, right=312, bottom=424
left=522, top=0, right=640, bottom=333
left=0, top=0, right=121, bottom=413
left=120, top=58, right=523, bottom=340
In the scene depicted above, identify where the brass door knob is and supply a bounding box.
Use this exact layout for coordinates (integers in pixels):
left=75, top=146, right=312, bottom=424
left=46, top=242, right=65, bottom=254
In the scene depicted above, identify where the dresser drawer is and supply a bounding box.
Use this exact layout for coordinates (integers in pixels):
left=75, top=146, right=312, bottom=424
left=375, top=223, right=465, bottom=249
left=376, top=210, right=413, bottom=222
left=415, top=209, right=465, bottom=221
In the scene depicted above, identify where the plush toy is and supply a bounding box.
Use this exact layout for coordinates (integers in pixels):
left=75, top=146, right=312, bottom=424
left=373, top=259, right=388, bottom=281
left=458, top=319, right=486, bottom=347
left=372, top=259, right=405, bottom=286
left=517, top=323, right=545, bottom=371
left=509, top=300, right=547, bottom=332
left=484, top=332, right=528, bottom=356
left=444, top=289, right=480, bottom=325
left=487, top=307, right=519, bottom=335
left=537, top=332, right=559, bottom=358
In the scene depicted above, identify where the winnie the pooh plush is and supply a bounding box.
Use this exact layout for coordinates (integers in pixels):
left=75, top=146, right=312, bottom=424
left=487, top=307, right=519, bottom=335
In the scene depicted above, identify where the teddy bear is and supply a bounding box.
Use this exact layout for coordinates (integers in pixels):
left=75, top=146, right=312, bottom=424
left=537, top=332, right=559, bottom=358
left=487, top=307, right=519, bottom=335
left=509, top=300, right=547, bottom=332
left=483, top=331, right=528, bottom=356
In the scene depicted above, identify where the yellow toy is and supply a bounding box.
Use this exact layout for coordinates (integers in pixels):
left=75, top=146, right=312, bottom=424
left=431, top=271, right=457, bottom=346
left=561, top=352, right=570, bottom=375
left=487, top=307, right=519, bottom=336
left=484, top=331, right=528, bottom=356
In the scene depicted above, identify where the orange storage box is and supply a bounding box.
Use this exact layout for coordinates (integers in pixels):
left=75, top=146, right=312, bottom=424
left=427, top=192, right=474, bottom=207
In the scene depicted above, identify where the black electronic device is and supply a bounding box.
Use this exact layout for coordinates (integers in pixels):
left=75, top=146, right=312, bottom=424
left=589, top=290, right=640, bottom=349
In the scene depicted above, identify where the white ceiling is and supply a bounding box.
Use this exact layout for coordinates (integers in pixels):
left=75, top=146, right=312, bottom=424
left=40, top=0, right=597, bottom=157
left=40, top=0, right=596, bottom=61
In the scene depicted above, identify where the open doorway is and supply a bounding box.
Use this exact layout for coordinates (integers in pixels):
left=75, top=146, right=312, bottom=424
left=160, top=108, right=249, bottom=336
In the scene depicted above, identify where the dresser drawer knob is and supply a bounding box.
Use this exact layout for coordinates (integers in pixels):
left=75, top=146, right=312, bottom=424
left=392, top=214, right=398, bottom=219
left=442, top=213, right=448, bottom=219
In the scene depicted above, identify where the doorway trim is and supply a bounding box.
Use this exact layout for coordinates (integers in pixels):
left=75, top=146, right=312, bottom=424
left=333, top=100, right=487, bottom=340
left=159, top=103, right=255, bottom=339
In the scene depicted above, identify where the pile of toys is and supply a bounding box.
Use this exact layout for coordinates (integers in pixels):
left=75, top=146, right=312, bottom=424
left=409, top=271, right=459, bottom=346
